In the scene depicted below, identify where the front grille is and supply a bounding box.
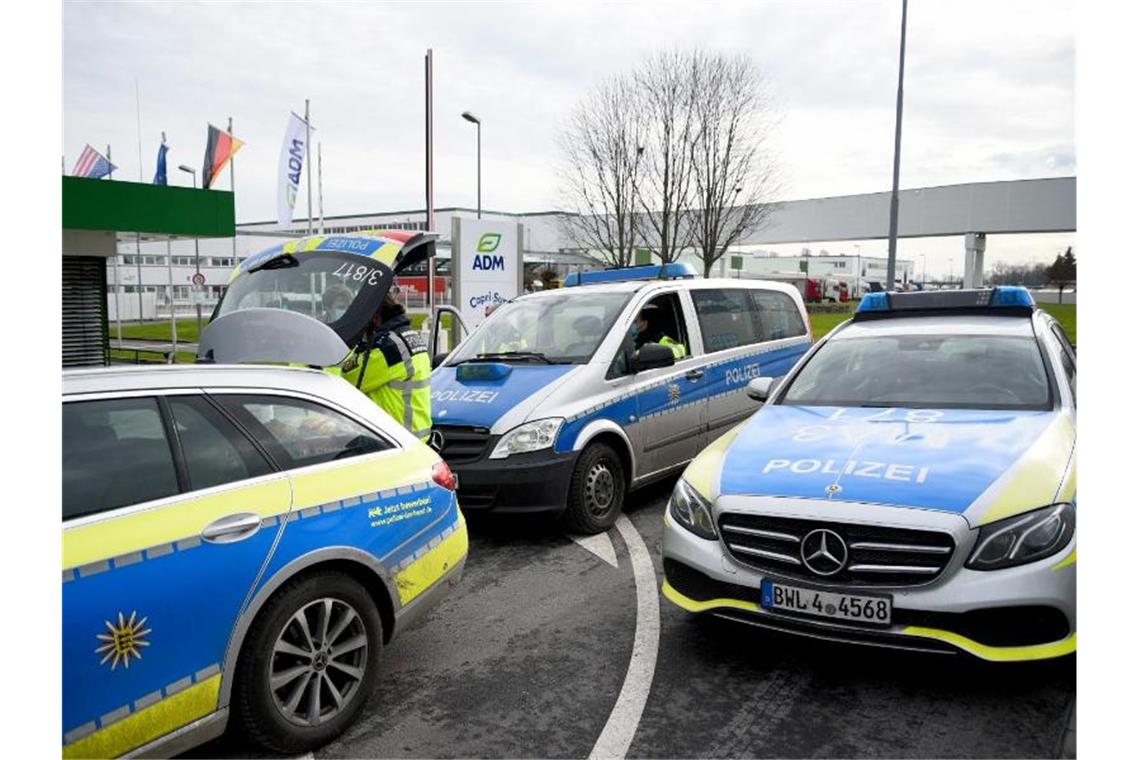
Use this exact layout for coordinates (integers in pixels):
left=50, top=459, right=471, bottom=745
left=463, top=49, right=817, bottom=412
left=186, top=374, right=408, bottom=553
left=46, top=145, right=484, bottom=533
left=718, top=514, right=956, bottom=587
left=433, top=425, right=491, bottom=465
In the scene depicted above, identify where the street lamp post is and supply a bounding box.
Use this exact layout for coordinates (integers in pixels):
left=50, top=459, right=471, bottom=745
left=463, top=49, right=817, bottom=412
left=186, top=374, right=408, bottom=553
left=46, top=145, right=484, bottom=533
left=920, top=253, right=926, bottom=286
left=947, top=257, right=954, bottom=288
left=461, top=111, right=481, bottom=218
left=178, top=165, right=204, bottom=334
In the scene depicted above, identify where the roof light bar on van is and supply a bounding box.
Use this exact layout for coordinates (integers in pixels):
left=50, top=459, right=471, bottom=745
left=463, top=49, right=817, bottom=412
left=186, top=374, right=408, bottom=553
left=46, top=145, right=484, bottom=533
left=563, top=262, right=698, bottom=287
left=854, top=287, right=1036, bottom=320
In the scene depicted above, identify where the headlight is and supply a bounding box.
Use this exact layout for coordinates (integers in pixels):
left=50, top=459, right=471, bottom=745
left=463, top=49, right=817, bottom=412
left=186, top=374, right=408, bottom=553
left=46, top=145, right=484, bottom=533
left=668, top=479, right=717, bottom=540
left=966, top=503, right=1075, bottom=570
left=489, top=418, right=563, bottom=459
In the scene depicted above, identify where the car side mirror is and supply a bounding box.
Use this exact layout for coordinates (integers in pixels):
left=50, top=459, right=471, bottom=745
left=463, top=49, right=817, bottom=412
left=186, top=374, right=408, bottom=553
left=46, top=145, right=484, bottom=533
left=633, top=342, right=676, bottom=373
left=747, top=377, right=776, bottom=402
left=432, top=352, right=450, bottom=370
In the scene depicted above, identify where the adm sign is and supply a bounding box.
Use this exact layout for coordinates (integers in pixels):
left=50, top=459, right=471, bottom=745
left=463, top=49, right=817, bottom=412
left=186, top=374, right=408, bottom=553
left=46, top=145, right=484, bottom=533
left=451, top=218, right=523, bottom=332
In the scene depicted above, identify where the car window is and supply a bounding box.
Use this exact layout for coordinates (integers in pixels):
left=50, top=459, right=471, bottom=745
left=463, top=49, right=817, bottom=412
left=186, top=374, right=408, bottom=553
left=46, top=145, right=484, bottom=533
left=750, top=290, right=807, bottom=341
left=609, top=292, right=690, bottom=377
left=168, top=396, right=273, bottom=491
left=1048, top=326, right=1076, bottom=396
left=691, top=289, right=763, bottom=352
left=781, top=334, right=1052, bottom=410
left=63, top=397, right=180, bottom=520
left=216, top=395, right=391, bottom=469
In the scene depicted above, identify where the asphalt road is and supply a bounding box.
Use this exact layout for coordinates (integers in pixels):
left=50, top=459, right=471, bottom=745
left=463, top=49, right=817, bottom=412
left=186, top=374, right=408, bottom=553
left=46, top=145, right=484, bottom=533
left=193, top=478, right=1075, bottom=759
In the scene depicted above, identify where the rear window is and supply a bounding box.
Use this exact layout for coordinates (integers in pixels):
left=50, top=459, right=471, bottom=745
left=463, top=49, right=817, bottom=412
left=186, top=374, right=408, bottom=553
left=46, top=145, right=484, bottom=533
left=781, top=334, right=1052, bottom=410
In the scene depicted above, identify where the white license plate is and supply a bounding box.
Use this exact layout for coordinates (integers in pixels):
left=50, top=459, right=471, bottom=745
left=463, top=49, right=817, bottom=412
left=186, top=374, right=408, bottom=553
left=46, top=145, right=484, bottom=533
left=760, top=579, right=892, bottom=625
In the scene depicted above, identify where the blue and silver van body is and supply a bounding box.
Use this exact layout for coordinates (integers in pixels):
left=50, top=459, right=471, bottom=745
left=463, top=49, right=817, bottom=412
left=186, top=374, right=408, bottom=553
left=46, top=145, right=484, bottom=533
left=431, top=268, right=813, bottom=533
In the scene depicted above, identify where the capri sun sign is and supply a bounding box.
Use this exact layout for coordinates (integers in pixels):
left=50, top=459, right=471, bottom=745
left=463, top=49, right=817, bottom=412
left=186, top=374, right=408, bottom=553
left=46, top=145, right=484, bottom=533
left=451, top=218, right=524, bottom=333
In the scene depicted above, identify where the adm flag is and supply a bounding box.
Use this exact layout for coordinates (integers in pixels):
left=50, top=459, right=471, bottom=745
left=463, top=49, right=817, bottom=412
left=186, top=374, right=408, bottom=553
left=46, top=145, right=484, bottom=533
left=201, top=124, right=244, bottom=189
left=72, top=145, right=117, bottom=179
left=277, top=112, right=312, bottom=225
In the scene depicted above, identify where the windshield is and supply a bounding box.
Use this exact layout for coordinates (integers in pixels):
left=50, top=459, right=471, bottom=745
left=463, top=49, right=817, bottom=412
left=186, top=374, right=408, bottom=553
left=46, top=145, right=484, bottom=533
left=781, top=334, right=1052, bottom=410
left=216, top=253, right=388, bottom=327
left=448, top=292, right=632, bottom=365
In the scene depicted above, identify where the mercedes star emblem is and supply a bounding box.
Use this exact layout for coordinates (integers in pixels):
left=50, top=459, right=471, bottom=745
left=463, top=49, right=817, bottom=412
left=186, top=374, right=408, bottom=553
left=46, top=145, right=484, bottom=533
left=800, top=528, right=848, bottom=576
left=429, top=429, right=445, bottom=452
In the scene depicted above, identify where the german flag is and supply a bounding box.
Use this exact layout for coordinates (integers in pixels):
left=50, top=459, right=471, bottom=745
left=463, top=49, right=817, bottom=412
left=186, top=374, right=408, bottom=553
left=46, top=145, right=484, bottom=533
left=201, top=124, right=245, bottom=189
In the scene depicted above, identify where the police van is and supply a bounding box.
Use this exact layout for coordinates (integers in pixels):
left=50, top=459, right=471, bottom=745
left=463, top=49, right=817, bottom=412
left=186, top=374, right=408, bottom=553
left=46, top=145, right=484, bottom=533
left=430, top=263, right=813, bottom=533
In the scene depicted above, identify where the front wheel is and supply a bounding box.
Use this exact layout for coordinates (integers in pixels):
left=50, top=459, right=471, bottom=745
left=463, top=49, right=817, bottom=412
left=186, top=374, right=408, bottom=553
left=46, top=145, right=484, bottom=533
left=233, top=571, right=383, bottom=754
left=562, top=442, right=626, bottom=534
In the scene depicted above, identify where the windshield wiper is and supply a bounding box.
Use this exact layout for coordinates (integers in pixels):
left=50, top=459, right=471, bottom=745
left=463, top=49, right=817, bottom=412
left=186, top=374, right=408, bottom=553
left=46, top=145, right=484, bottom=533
left=249, top=253, right=299, bottom=274
left=466, top=351, right=556, bottom=364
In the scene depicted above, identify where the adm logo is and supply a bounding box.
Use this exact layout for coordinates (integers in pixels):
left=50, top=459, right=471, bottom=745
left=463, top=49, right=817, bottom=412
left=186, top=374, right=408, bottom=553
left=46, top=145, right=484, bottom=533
left=473, top=233, right=505, bottom=271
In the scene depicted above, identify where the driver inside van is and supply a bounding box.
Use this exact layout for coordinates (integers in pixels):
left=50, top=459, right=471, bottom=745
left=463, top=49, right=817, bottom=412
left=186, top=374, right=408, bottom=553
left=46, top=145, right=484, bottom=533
left=633, top=303, right=686, bottom=359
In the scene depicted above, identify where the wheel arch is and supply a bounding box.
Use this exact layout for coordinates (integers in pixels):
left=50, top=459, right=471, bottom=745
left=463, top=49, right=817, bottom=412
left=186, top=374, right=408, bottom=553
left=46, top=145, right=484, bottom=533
left=573, top=420, right=635, bottom=485
left=217, top=547, right=398, bottom=711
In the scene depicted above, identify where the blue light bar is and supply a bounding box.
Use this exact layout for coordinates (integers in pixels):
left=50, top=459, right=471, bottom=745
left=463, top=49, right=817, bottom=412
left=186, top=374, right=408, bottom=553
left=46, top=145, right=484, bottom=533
left=990, top=286, right=1036, bottom=308
left=854, top=287, right=1036, bottom=317
left=857, top=292, right=891, bottom=312
left=563, top=262, right=698, bottom=287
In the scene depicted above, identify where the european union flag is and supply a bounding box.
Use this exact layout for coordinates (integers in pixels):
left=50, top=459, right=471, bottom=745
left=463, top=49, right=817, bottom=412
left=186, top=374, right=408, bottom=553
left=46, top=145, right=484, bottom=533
left=153, top=142, right=168, bottom=185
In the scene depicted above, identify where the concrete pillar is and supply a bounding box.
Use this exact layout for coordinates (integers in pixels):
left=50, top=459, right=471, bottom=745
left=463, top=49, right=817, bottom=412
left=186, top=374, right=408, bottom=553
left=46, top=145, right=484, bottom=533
left=963, top=232, right=986, bottom=288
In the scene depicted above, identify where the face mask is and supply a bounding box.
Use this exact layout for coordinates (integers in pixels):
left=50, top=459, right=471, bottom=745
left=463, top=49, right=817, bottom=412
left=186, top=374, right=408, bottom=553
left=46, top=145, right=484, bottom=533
left=330, top=306, right=347, bottom=322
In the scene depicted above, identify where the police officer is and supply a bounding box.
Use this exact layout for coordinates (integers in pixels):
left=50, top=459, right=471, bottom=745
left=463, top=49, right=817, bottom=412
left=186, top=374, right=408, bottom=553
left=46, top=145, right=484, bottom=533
left=633, top=304, right=686, bottom=359
left=332, top=293, right=432, bottom=442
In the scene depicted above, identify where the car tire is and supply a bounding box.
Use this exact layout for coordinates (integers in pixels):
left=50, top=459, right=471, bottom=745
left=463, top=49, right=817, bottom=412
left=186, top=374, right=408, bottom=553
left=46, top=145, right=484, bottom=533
left=562, top=442, right=626, bottom=534
left=233, top=571, right=383, bottom=755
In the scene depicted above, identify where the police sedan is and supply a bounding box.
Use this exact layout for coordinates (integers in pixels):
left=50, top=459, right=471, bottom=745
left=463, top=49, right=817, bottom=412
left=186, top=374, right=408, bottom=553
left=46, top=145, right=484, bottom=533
left=662, top=287, right=1076, bottom=661
left=62, top=365, right=467, bottom=757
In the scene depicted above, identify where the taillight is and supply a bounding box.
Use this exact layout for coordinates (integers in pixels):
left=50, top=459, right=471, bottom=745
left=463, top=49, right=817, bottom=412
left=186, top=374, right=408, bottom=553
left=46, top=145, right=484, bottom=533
left=432, top=460, right=457, bottom=491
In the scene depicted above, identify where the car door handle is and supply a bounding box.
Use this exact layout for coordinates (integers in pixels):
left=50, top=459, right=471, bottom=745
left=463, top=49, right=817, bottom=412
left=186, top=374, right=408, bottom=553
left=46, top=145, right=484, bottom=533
left=201, top=512, right=263, bottom=544
left=685, top=369, right=705, bottom=382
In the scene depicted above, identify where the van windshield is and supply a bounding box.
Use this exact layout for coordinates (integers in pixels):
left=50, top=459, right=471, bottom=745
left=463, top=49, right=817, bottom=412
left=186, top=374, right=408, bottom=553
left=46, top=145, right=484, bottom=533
left=448, top=292, right=632, bottom=365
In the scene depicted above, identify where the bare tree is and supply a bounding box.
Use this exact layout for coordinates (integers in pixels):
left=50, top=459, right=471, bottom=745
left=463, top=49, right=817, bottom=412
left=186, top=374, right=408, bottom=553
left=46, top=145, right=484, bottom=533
left=688, top=51, right=781, bottom=277
left=555, top=76, right=647, bottom=267
left=634, top=50, right=699, bottom=264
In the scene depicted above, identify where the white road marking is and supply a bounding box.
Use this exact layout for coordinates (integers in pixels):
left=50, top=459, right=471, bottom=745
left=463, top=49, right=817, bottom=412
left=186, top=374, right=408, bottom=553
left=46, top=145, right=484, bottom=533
left=567, top=530, right=619, bottom=568
left=589, top=514, right=660, bottom=759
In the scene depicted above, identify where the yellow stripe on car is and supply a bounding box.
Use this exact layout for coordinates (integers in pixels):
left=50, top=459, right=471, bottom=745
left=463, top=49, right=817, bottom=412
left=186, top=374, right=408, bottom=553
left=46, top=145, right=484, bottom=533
left=901, top=627, right=1076, bottom=662
left=395, top=510, right=469, bottom=604
left=682, top=422, right=746, bottom=502
left=63, top=477, right=292, bottom=571
left=661, top=579, right=760, bottom=614
left=62, top=675, right=220, bottom=759
left=663, top=582, right=1075, bottom=662
left=1053, top=550, right=1076, bottom=571
left=289, top=448, right=439, bottom=509
left=979, top=415, right=1075, bottom=525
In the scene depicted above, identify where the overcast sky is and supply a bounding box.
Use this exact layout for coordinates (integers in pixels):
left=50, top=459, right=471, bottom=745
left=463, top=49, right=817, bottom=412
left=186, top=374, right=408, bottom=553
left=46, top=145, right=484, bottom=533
left=63, top=0, right=1074, bottom=276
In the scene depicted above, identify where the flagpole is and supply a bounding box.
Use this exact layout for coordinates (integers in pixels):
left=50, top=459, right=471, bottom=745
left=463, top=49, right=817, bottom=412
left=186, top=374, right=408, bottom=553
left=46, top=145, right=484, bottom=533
left=229, top=117, right=236, bottom=263
left=318, top=142, right=325, bottom=234
left=305, top=99, right=313, bottom=235
left=112, top=245, right=123, bottom=345
left=168, top=239, right=177, bottom=360
left=106, top=145, right=113, bottom=180
left=135, top=79, right=143, bottom=181
left=425, top=48, right=435, bottom=328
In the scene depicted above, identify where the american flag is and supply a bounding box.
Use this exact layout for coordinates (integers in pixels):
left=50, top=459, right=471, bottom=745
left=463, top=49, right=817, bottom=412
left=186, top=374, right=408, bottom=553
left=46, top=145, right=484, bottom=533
left=72, top=145, right=117, bottom=179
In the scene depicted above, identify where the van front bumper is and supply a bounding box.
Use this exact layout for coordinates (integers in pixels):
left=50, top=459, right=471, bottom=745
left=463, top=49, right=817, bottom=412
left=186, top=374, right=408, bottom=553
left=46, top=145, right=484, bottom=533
left=450, top=449, right=578, bottom=516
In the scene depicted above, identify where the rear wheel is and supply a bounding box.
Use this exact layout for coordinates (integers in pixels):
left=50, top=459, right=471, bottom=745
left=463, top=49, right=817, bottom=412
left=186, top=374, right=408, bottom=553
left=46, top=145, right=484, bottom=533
left=234, top=571, right=383, bottom=754
left=562, top=442, right=626, bottom=534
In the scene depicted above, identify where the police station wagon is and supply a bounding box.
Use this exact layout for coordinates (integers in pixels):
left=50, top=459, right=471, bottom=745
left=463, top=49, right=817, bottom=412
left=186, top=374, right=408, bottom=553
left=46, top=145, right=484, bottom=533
left=430, top=263, right=813, bottom=533
left=662, top=287, right=1076, bottom=661
left=62, top=365, right=467, bottom=757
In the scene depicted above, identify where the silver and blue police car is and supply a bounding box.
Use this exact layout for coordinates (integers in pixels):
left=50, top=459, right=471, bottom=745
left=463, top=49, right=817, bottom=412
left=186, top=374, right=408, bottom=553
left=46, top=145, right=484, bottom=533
left=662, top=287, right=1076, bottom=661
left=430, top=264, right=813, bottom=534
